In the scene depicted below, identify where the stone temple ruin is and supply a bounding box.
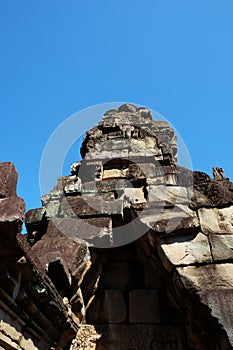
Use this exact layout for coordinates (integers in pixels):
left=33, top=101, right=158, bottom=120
left=1, top=104, right=233, bottom=349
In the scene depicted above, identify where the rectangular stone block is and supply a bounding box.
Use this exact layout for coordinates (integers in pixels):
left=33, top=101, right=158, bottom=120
left=0, top=162, right=18, bottom=198
left=159, top=232, right=212, bottom=268
left=177, top=264, right=233, bottom=291
left=198, top=207, right=233, bottom=234
left=25, top=208, right=46, bottom=225
left=129, top=289, right=159, bottom=323
left=147, top=185, right=189, bottom=207
left=102, top=168, right=128, bottom=179
left=103, top=290, right=126, bottom=323
left=209, top=234, right=233, bottom=261
left=44, top=200, right=61, bottom=218
left=60, top=196, right=123, bottom=217
left=63, top=178, right=81, bottom=194
left=0, top=197, right=25, bottom=222
left=140, top=204, right=199, bottom=234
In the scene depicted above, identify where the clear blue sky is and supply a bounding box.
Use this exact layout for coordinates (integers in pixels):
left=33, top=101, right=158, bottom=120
left=1, top=0, right=233, bottom=212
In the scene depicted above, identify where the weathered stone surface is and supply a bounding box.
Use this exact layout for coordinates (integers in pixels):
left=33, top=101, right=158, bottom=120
left=44, top=199, right=61, bottom=218
left=124, top=186, right=146, bottom=204
left=177, top=264, right=233, bottom=290
left=213, top=167, right=229, bottom=181
left=198, top=206, right=233, bottom=234
left=209, top=234, right=233, bottom=261
left=81, top=324, right=187, bottom=350
left=199, top=289, right=233, bottom=347
left=25, top=208, right=46, bottom=226
left=177, top=166, right=194, bottom=187
left=32, top=227, right=91, bottom=283
left=46, top=216, right=112, bottom=247
left=0, top=162, right=18, bottom=198
left=189, top=188, right=212, bottom=209
left=159, top=232, right=212, bottom=268
left=25, top=208, right=47, bottom=242
left=129, top=289, right=159, bottom=323
left=147, top=185, right=190, bottom=206
left=60, top=196, right=123, bottom=217
left=64, top=178, right=82, bottom=194
left=0, top=197, right=25, bottom=222
left=140, top=204, right=199, bottom=233
left=191, top=170, right=233, bottom=209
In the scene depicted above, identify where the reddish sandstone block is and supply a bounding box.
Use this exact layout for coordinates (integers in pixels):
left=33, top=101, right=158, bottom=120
left=0, top=162, right=18, bottom=198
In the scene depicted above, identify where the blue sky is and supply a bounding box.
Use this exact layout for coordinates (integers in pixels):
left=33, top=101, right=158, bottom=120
left=1, top=0, right=233, bottom=212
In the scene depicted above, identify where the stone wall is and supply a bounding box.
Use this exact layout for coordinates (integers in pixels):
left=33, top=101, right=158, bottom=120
left=1, top=104, right=233, bottom=349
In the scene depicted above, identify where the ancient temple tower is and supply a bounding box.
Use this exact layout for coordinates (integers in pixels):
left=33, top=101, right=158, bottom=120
left=1, top=104, right=233, bottom=349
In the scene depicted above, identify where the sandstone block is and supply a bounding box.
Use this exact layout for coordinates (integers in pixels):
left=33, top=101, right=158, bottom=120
left=0, top=332, right=21, bottom=349
left=198, top=207, right=233, bottom=234
left=209, top=234, right=233, bottom=261
left=147, top=185, right=190, bottom=206
left=129, top=289, right=159, bottom=323
left=102, top=168, right=128, bottom=179
left=44, top=200, right=61, bottom=218
left=25, top=208, right=47, bottom=235
left=60, top=196, right=123, bottom=217
left=0, top=197, right=25, bottom=222
left=159, top=232, right=212, bottom=268
left=46, top=217, right=112, bottom=247
left=64, top=178, right=81, bottom=194
left=177, top=264, right=233, bottom=291
left=32, top=222, right=91, bottom=280
left=0, top=162, right=18, bottom=198
left=103, top=290, right=126, bottom=323
left=0, top=321, right=22, bottom=342
left=140, top=204, right=199, bottom=233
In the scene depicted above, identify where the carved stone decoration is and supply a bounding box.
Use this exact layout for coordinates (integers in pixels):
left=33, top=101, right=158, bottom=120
left=71, top=325, right=101, bottom=350
left=128, top=333, right=144, bottom=350
left=89, top=325, right=187, bottom=350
